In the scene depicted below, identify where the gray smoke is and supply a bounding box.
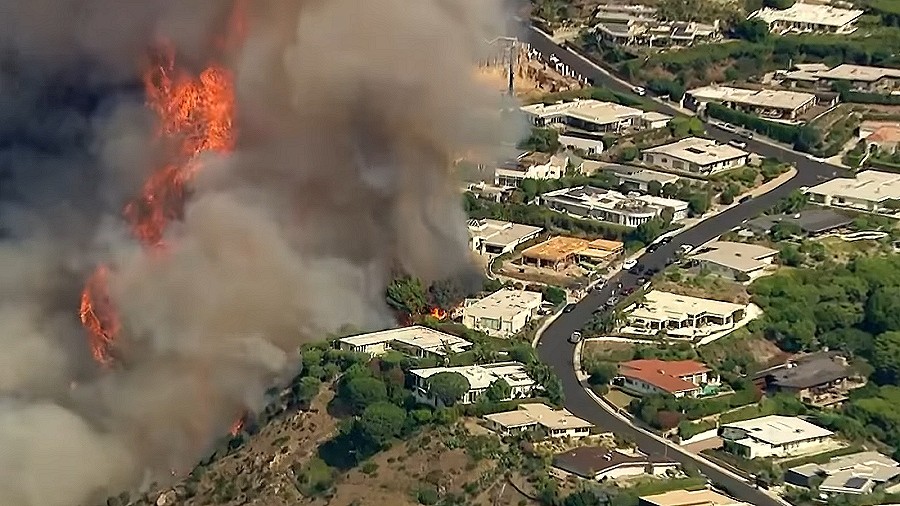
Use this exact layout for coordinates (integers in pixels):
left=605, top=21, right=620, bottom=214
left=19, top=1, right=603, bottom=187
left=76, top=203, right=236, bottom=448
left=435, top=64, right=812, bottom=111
left=0, top=1, right=526, bottom=505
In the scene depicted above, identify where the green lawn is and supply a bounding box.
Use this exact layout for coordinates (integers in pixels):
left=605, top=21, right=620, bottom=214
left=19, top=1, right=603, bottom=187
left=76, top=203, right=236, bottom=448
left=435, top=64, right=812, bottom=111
left=626, top=476, right=707, bottom=496
left=605, top=388, right=638, bottom=409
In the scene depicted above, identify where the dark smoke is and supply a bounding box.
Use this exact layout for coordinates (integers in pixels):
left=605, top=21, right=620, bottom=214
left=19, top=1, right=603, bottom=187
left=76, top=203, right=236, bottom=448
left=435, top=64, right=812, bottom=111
left=0, top=1, right=525, bottom=505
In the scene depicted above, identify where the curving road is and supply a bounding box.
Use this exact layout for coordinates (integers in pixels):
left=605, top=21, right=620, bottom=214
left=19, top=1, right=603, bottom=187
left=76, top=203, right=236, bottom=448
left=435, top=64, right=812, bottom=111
left=527, top=26, right=850, bottom=506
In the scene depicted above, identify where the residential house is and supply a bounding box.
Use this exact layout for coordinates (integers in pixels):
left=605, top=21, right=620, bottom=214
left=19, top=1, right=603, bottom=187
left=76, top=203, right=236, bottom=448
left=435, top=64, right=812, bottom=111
left=718, top=415, right=834, bottom=459
left=461, top=289, right=542, bottom=338
left=616, top=359, right=718, bottom=398
left=494, top=151, right=570, bottom=188
left=746, top=209, right=853, bottom=237
left=749, top=3, right=864, bottom=35
left=623, top=290, right=747, bottom=338
left=752, top=352, right=866, bottom=407
left=520, top=236, right=624, bottom=271
left=592, top=4, right=721, bottom=48
left=639, top=489, right=751, bottom=506
left=467, top=218, right=542, bottom=255
left=805, top=170, right=900, bottom=214
left=483, top=403, right=593, bottom=438
left=553, top=447, right=678, bottom=481
left=687, top=241, right=779, bottom=280
left=861, top=122, right=900, bottom=154
left=409, top=361, right=536, bottom=406
left=337, top=326, right=473, bottom=359
left=785, top=451, right=900, bottom=495
left=813, top=64, right=900, bottom=94
left=612, top=166, right=680, bottom=192
left=641, top=138, right=749, bottom=175
left=540, top=185, right=689, bottom=227
left=559, top=132, right=604, bottom=156
left=521, top=99, right=646, bottom=133
left=686, top=86, right=817, bottom=121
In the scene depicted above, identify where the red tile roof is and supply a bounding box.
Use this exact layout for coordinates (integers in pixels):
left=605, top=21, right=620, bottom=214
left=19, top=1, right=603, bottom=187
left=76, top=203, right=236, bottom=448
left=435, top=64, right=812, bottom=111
left=618, top=359, right=711, bottom=394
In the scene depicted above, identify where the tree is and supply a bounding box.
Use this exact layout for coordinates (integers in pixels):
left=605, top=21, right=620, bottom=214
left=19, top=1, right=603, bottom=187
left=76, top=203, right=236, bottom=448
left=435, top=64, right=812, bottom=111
left=586, top=361, right=618, bottom=387
left=386, top=276, right=427, bottom=315
left=866, top=287, right=900, bottom=334
left=541, top=285, right=567, bottom=305
left=357, top=402, right=407, bottom=448
left=647, top=180, right=663, bottom=197
left=293, top=376, right=322, bottom=406
left=794, top=125, right=823, bottom=153
left=518, top=127, right=559, bottom=152
left=733, top=19, right=769, bottom=42
left=427, top=372, right=470, bottom=406
left=620, top=145, right=638, bottom=161
left=427, top=278, right=464, bottom=310
left=484, top=378, right=512, bottom=402
left=341, top=376, right=388, bottom=412
left=688, top=193, right=711, bottom=216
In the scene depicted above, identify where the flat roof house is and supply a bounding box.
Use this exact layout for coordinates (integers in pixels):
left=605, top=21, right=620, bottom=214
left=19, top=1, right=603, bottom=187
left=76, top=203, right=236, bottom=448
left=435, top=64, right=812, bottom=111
left=521, top=99, right=646, bottom=134
left=553, top=447, right=678, bottom=481
left=749, top=3, right=864, bottom=35
left=639, top=488, right=751, bottom=506
left=612, top=166, right=680, bottom=192
left=410, top=361, right=536, bottom=406
left=806, top=170, right=900, bottom=214
left=559, top=132, right=604, bottom=156
left=616, top=359, right=716, bottom=398
left=494, top=152, right=569, bottom=188
left=624, top=290, right=746, bottom=338
left=688, top=241, right=779, bottom=281
left=541, top=185, right=689, bottom=227
left=752, top=352, right=865, bottom=407
left=592, top=4, right=721, bottom=48
left=686, top=85, right=817, bottom=121
left=483, top=403, right=593, bottom=439
left=641, top=138, right=749, bottom=175
left=814, top=64, right=900, bottom=94
left=337, top=326, right=473, bottom=359
left=718, top=415, right=834, bottom=459
left=462, top=289, right=542, bottom=338
left=467, top=219, right=542, bottom=255
left=520, top=236, right=624, bottom=271
left=785, top=451, right=900, bottom=495
left=746, top=209, right=853, bottom=236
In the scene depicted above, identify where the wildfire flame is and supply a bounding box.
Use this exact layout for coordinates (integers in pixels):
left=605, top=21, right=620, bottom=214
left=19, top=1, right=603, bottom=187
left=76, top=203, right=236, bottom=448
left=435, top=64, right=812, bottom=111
left=79, top=3, right=241, bottom=366
left=430, top=307, right=448, bottom=320
left=229, top=416, right=245, bottom=437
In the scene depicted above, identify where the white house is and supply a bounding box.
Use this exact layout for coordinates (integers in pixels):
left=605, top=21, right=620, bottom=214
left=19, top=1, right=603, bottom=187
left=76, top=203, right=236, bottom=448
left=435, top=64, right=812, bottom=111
left=612, top=167, right=680, bottom=192
left=624, top=290, right=747, bottom=338
left=462, top=289, right=543, bottom=338
left=540, top=185, right=689, bottom=227
left=467, top=218, right=542, bottom=255
left=559, top=133, right=604, bottom=156
left=409, top=361, right=536, bottom=406
left=553, top=447, right=679, bottom=481
left=520, top=99, right=645, bottom=133
left=641, top=137, right=749, bottom=175
left=805, top=170, right=900, bottom=214
left=718, top=415, right=834, bottom=459
left=688, top=241, right=779, bottom=280
left=494, top=152, right=570, bottom=188
left=483, top=403, right=593, bottom=438
left=749, top=3, right=864, bottom=35
left=337, top=326, right=473, bottom=358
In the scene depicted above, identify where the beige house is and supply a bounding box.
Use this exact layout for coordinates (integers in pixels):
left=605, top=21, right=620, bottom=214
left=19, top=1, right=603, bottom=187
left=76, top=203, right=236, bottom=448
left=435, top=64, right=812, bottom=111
left=749, top=3, right=864, bottom=35
left=688, top=241, right=779, bottom=280
left=805, top=170, right=900, bottom=214
left=409, top=361, right=536, bottom=406
left=641, top=138, right=749, bottom=175
left=640, top=489, right=751, bottom=506
left=687, top=85, right=817, bottom=121
left=624, top=290, right=746, bottom=337
left=462, top=289, right=542, bottom=338
left=719, top=415, right=834, bottom=459
left=483, top=403, right=593, bottom=438
left=337, top=326, right=473, bottom=359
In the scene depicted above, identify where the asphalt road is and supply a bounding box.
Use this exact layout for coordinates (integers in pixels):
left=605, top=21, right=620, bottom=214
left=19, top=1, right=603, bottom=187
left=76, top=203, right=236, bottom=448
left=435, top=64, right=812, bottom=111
left=526, top=26, right=852, bottom=506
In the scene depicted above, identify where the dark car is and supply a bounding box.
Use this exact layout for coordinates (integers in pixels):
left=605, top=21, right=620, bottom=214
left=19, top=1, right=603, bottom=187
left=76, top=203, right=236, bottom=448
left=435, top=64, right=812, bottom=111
left=629, top=263, right=646, bottom=275
left=646, top=243, right=660, bottom=253
left=563, top=303, right=576, bottom=313
left=660, top=236, right=672, bottom=245
left=739, top=195, right=752, bottom=204
left=621, top=287, right=636, bottom=296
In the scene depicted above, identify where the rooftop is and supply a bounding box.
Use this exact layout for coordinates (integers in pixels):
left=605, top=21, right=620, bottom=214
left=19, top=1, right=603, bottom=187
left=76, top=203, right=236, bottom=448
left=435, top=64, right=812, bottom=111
left=753, top=352, right=855, bottom=390
left=689, top=241, right=779, bottom=273
left=520, top=99, right=644, bottom=126
left=619, top=359, right=709, bottom=394
left=867, top=125, right=900, bottom=145
left=552, top=447, right=672, bottom=478
left=484, top=403, right=594, bottom=431
left=746, top=209, right=853, bottom=234
left=467, top=219, right=542, bottom=248
left=688, top=85, right=816, bottom=111
left=815, top=64, right=900, bottom=83
left=613, top=167, right=680, bottom=184
left=721, top=415, right=833, bottom=446
left=463, top=289, right=543, bottom=321
left=521, top=236, right=591, bottom=262
left=410, top=361, right=535, bottom=391
left=640, top=488, right=751, bottom=506
left=806, top=170, right=900, bottom=204
left=750, top=3, right=864, bottom=28
left=541, top=185, right=687, bottom=218
left=338, top=326, right=473, bottom=355
left=643, top=137, right=749, bottom=166
left=629, top=290, right=746, bottom=322
left=793, top=451, right=900, bottom=495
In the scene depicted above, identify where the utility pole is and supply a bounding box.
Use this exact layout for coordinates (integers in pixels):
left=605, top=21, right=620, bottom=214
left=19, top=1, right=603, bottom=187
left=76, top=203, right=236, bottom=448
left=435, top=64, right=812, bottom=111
left=487, top=36, right=519, bottom=97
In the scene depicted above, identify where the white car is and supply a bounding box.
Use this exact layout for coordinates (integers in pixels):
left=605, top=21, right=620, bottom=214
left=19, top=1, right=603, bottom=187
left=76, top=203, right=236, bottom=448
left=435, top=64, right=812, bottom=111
left=569, top=331, right=583, bottom=344
left=623, top=258, right=637, bottom=269
left=679, top=244, right=694, bottom=255
left=728, top=140, right=748, bottom=149
left=631, top=86, right=646, bottom=96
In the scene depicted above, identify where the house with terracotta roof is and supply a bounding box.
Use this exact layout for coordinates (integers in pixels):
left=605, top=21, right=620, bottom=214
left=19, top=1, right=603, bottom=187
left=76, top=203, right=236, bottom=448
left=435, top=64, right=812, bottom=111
left=616, top=359, right=718, bottom=398
left=862, top=123, right=900, bottom=154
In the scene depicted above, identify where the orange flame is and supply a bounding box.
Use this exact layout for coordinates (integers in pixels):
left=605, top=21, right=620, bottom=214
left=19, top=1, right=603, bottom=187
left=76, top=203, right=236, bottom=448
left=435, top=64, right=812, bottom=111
left=229, top=415, right=245, bottom=437
left=79, top=3, right=241, bottom=367
left=430, top=307, right=448, bottom=320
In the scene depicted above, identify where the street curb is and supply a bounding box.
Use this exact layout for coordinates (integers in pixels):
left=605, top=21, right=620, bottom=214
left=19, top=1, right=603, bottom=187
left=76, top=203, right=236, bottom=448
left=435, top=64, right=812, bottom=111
left=531, top=307, right=565, bottom=348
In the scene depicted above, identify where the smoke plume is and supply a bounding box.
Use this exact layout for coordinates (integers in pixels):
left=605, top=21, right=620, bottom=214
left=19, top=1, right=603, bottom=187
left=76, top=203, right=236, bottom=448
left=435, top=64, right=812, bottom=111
left=0, top=1, right=525, bottom=505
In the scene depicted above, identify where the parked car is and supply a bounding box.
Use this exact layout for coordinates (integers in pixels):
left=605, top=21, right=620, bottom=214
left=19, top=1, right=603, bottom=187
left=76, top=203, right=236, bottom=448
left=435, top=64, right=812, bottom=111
left=621, top=287, right=636, bottom=296
left=721, top=123, right=738, bottom=133
left=563, top=303, right=576, bottom=313
left=647, top=243, right=660, bottom=253
left=623, top=258, right=637, bottom=270
left=679, top=244, right=694, bottom=255
left=660, top=236, right=672, bottom=245
left=631, top=86, right=646, bottom=96
left=728, top=140, right=747, bottom=149
left=739, top=194, right=752, bottom=204
left=605, top=296, right=620, bottom=307
left=569, top=331, right=583, bottom=344
left=740, top=130, right=754, bottom=139
left=629, top=263, right=646, bottom=275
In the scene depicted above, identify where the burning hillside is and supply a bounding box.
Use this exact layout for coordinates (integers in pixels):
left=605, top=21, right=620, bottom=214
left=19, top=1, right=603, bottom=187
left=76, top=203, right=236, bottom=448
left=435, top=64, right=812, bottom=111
left=0, top=1, right=524, bottom=505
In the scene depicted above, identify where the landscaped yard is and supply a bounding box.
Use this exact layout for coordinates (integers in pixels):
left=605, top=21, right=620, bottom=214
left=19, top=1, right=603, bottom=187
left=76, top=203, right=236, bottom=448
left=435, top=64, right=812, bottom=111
left=605, top=388, right=638, bottom=409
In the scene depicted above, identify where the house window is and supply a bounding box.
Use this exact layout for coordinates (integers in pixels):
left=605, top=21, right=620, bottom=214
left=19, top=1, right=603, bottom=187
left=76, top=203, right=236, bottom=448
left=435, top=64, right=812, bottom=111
left=478, top=317, right=501, bottom=331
